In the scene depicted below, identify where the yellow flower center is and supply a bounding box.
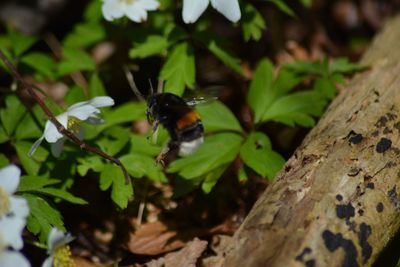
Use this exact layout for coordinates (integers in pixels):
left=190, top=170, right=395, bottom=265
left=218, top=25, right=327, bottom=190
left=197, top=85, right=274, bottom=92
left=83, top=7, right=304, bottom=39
left=0, top=187, right=10, bottom=217
left=67, top=117, right=81, bottom=134
left=53, top=245, right=75, bottom=267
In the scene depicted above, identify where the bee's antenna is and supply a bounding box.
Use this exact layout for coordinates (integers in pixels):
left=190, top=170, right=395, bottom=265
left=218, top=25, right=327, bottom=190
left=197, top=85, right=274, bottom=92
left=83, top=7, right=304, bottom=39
left=148, top=79, right=154, bottom=95
left=123, top=66, right=145, bottom=101
left=157, top=80, right=164, bottom=94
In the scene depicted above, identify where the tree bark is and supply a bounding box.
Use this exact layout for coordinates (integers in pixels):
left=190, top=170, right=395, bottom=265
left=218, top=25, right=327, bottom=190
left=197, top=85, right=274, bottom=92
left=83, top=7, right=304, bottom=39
left=223, top=15, right=400, bottom=267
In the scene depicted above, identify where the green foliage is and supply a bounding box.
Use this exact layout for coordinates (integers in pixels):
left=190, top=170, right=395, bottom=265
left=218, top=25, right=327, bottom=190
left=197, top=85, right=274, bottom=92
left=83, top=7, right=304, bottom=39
left=0, top=0, right=367, bottom=247
left=100, top=164, right=133, bottom=209
left=159, top=42, right=195, bottom=96
left=242, top=3, right=267, bottom=42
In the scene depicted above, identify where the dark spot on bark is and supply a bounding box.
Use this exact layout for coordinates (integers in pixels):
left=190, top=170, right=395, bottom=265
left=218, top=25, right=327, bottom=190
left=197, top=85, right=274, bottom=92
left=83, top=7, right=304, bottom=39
left=358, top=223, right=373, bottom=264
left=388, top=186, right=400, bottom=210
left=295, top=247, right=312, bottom=262
left=386, top=161, right=397, bottom=168
left=371, top=130, right=380, bottom=137
left=348, top=167, right=361, bottom=177
left=363, top=175, right=372, bottom=182
left=336, top=203, right=355, bottom=220
left=366, top=182, right=375, bottom=189
left=301, top=154, right=319, bottom=166
left=305, top=259, right=316, bottom=267
left=322, top=230, right=359, bottom=267
left=357, top=209, right=364, bottom=216
left=336, top=194, right=343, bottom=201
left=376, top=116, right=388, bottom=128
left=376, top=202, right=384, bottom=213
left=376, top=138, right=392, bottom=153
left=349, top=134, right=363, bottom=145
left=285, top=165, right=292, bottom=172
left=394, top=122, right=400, bottom=130
left=383, top=127, right=393, bottom=134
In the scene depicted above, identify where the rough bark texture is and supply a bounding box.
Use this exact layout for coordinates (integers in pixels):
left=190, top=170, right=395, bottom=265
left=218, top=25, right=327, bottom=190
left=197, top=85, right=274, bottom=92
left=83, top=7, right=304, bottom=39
left=223, top=15, right=400, bottom=267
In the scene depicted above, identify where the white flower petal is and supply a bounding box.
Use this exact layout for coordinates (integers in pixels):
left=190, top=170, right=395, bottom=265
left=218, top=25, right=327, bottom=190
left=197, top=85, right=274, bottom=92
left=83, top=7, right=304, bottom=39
left=182, top=0, right=209, bottom=23
left=9, top=196, right=29, bottom=218
left=87, top=96, right=114, bottom=108
left=0, top=250, right=30, bottom=267
left=50, top=138, right=66, bottom=158
left=211, top=0, right=241, bottom=22
left=66, top=105, right=99, bottom=121
left=28, top=136, right=45, bottom=157
left=125, top=3, right=145, bottom=22
left=47, top=228, right=74, bottom=253
left=0, top=165, right=20, bottom=194
left=102, top=0, right=125, bottom=21
left=0, top=216, right=26, bottom=250
left=137, top=0, right=160, bottom=10
left=43, top=115, right=67, bottom=143
left=41, top=256, right=53, bottom=267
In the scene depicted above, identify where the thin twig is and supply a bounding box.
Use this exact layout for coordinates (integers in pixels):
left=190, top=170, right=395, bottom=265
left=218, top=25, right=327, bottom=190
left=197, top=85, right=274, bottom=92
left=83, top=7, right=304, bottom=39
left=0, top=49, right=130, bottom=184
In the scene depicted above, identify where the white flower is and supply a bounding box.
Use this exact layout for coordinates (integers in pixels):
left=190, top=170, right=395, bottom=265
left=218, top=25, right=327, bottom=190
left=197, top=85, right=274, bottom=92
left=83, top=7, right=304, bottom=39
left=182, top=0, right=241, bottom=23
left=0, top=165, right=29, bottom=250
left=28, top=96, right=114, bottom=158
left=42, top=228, right=75, bottom=267
left=0, top=165, right=31, bottom=267
left=102, top=0, right=160, bottom=22
left=0, top=250, right=30, bottom=267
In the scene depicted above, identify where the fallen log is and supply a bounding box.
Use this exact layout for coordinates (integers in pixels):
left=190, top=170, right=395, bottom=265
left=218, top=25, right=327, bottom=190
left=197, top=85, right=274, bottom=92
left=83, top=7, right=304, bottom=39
left=223, top=15, right=400, bottom=267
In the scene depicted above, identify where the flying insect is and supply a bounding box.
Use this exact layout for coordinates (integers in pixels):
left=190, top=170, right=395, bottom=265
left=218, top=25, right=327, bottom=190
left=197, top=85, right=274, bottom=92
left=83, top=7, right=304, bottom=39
left=124, top=68, right=204, bottom=162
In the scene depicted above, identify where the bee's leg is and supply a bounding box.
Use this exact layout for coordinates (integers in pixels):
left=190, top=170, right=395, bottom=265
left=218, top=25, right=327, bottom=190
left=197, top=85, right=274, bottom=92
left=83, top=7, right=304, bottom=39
left=156, top=140, right=179, bottom=165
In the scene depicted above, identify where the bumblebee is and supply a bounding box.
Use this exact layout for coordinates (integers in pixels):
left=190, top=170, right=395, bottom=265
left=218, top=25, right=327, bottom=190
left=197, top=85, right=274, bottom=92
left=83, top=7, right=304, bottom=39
left=146, top=92, right=204, bottom=159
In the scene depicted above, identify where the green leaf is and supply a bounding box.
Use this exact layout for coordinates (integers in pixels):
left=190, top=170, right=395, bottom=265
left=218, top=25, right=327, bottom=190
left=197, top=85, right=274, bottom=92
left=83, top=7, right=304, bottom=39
left=24, top=194, right=65, bottom=243
left=15, top=141, right=49, bottom=175
left=15, top=112, right=42, bottom=140
left=31, top=188, right=87, bottom=204
left=299, top=0, right=313, bottom=7
left=0, top=95, right=26, bottom=136
left=77, top=156, right=105, bottom=176
left=100, top=164, right=133, bottom=209
left=261, top=91, right=327, bottom=127
left=168, top=133, right=243, bottom=179
left=242, top=3, right=267, bottom=42
left=313, top=77, right=337, bottom=99
left=129, top=134, right=162, bottom=156
left=159, top=42, right=195, bottom=96
left=58, top=47, right=96, bottom=76
left=286, top=60, right=326, bottom=76
left=0, top=153, right=9, bottom=167
left=129, top=35, right=169, bottom=59
left=8, top=30, right=37, bottom=57
left=65, top=85, right=86, bottom=105
left=330, top=58, right=367, bottom=74
left=274, top=65, right=305, bottom=94
left=201, top=164, right=229, bottom=193
left=120, top=154, right=167, bottom=182
left=20, top=52, right=57, bottom=80
left=267, top=0, right=296, bottom=17
left=96, top=126, right=130, bottom=156
left=240, top=132, right=285, bottom=179
left=89, top=73, right=107, bottom=97
left=63, top=23, right=105, bottom=48
left=84, top=0, right=103, bottom=22
left=196, top=100, right=242, bottom=133
left=18, top=175, right=60, bottom=191
left=247, top=59, right=275, bottom=123
left=195, top=32, right=243, bottom=76
left=0, top=125, right=9, bottom=144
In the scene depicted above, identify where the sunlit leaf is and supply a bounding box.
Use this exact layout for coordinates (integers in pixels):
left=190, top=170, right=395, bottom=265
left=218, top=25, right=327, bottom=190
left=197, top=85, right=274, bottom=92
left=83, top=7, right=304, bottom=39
left=129, top=35, right=169, bottom=59
left=240, top=132, right=285, bottom=179
left=242, top=3, right=267, bottom=42
left=159, top=42, right=195, bottom=96
left=197, top=100, right=242, bottom=133
left=100, top=164, right=133, bottom=209
left=120, top=153, right=167, bottom=182
left=168, top=133, right=243, bottom=179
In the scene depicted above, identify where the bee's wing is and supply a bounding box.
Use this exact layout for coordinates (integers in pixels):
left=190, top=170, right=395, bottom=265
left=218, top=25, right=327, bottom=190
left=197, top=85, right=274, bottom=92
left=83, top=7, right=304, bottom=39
left=184, top=86, right=221, bottom=107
